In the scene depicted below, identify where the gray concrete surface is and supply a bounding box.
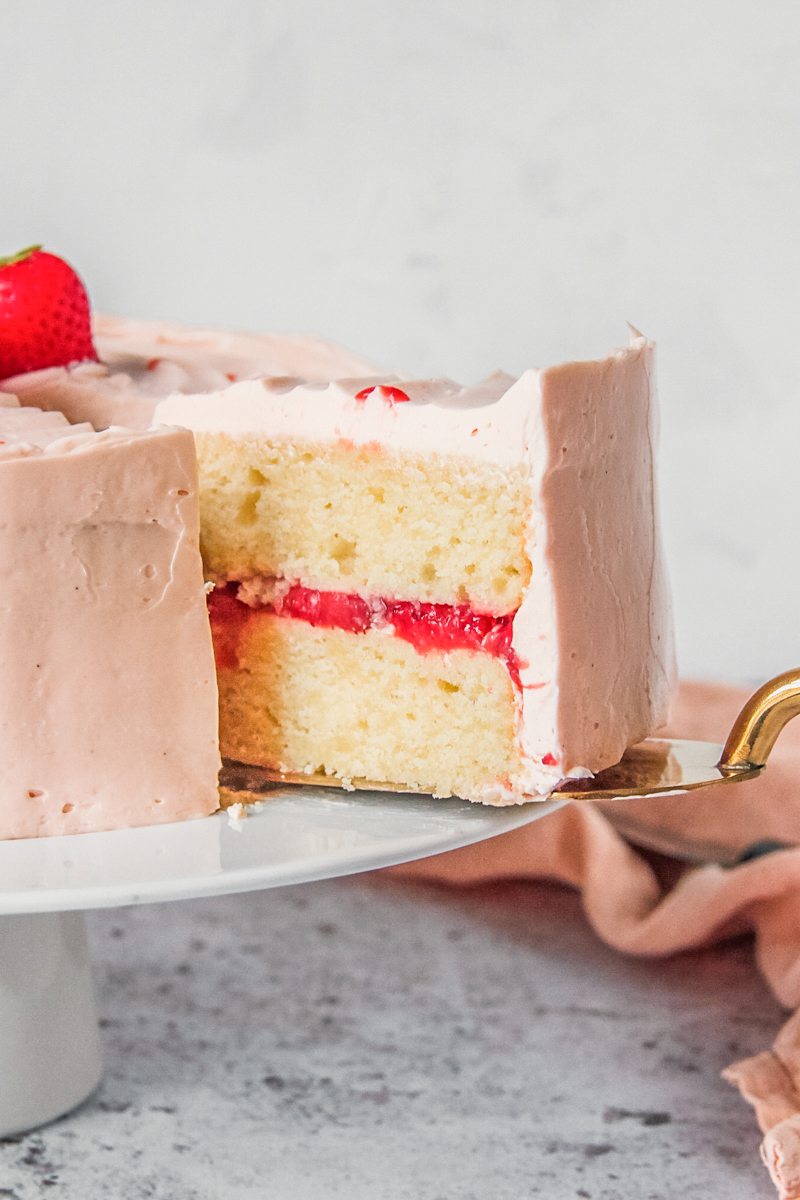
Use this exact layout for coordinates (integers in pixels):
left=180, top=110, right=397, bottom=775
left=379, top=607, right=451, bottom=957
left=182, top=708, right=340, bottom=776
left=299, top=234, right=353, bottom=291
left=0, top=876, right=781, bottom=1198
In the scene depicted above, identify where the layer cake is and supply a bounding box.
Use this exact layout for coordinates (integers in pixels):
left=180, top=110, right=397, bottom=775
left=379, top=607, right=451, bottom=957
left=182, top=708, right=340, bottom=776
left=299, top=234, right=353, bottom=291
left=3, top=317, right=675, bottom=805
left=162, top=336, right=674, bottom=802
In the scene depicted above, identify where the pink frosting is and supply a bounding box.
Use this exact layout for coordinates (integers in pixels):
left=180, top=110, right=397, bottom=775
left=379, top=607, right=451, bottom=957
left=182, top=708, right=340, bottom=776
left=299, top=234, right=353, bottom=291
left=0, top=411, right=220, bottom=838
left=0, top=314, right=378, bottom=430
left=496, top=333, right=676, bottom=799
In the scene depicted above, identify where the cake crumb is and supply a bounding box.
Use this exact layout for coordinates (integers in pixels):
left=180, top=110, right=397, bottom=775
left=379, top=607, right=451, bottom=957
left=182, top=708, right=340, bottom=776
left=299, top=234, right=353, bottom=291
left=226, top=802, right=247, bottom=829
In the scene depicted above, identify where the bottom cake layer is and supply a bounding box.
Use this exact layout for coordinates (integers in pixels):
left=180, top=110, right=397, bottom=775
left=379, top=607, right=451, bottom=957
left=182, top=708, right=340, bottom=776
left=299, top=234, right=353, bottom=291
left=216, top=612, right=522, bottom=802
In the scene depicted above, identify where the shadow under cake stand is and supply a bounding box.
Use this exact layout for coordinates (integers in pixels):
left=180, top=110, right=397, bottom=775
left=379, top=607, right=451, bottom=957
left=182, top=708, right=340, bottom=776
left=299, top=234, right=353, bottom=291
left=0, top=668, right=796, bottom=1138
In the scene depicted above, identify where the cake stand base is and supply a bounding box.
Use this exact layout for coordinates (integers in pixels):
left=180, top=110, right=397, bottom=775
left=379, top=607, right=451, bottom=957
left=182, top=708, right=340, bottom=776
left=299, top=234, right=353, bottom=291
left=0, top=912, right=102, bottom=1137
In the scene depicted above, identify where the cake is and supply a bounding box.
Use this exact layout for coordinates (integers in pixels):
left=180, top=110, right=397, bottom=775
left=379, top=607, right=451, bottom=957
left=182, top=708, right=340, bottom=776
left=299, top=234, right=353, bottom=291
left=0, top=400, right=220, bottom=837
left=160, top=334, right=674, bottom=802
left=4, top=314, right=675, bottom=806
left=2, top=313, right=378, bottom=429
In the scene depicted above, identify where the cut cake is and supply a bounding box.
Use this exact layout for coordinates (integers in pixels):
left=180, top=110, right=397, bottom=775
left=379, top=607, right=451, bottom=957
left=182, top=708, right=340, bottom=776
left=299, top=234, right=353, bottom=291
left=4, top=317, right=675, bottom=806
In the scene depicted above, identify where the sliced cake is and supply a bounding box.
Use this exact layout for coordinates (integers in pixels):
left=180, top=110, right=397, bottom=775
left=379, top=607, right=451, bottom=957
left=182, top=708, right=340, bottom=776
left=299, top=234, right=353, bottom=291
left=1, top=301, right=674, bottom=805
left=153, top=330, right=675, bottom=803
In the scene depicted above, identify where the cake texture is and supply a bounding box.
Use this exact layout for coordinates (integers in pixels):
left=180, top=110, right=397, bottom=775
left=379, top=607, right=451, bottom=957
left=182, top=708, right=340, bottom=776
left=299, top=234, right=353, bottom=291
left=1, top=315, right=675, bottom=807
left=0, top=401, right=220, bottom=837
left=152, top=333, right=675, bottom=802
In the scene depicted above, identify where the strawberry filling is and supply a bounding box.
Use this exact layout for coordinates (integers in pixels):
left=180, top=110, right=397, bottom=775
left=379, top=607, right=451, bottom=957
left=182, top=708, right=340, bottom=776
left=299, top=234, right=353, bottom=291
left=208, top=583, right=522, bottom=688
left=354, top=385, right=410, bottom=405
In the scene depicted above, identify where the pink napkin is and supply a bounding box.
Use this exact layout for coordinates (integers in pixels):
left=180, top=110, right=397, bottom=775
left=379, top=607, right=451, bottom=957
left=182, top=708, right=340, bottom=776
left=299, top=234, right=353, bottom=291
left=391, top=681, right=800, bottom=1200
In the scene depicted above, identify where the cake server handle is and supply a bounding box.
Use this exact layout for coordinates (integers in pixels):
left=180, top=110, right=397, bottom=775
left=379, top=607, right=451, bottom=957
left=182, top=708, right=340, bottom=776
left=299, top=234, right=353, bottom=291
left=719, top=668, right=800, bottom=773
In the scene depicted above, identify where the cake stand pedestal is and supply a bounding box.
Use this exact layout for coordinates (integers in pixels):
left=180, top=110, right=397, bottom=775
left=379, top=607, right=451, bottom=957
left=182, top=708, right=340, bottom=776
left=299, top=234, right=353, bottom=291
left=0, top=912, right=102, bottom=1136
left=1, top=667, right=796, bottom=1137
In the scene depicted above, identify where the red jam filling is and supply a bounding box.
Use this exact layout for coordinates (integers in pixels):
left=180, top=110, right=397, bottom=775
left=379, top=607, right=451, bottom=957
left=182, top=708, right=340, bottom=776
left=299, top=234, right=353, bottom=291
left=208, top=583, right=521, bottom=687
left=354, top=385, right=410, bottom=405
left=207, top=587, right=249, bottom=671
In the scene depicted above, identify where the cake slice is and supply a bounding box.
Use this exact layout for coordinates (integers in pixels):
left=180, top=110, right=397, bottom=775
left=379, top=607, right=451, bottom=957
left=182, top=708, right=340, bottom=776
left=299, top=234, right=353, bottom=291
left=0, top=404, right=220, bottom=837
left=154, top=330, right=675, bottom=803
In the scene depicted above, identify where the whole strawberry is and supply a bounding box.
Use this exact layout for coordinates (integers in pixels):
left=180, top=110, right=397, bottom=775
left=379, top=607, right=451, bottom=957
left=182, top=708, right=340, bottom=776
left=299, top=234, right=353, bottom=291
left=0, top=245, right=98, bottom=379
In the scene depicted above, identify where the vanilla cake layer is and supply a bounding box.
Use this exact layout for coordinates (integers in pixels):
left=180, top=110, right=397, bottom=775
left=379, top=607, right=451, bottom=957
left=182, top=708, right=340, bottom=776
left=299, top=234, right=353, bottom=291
left=198, top=435, right=530, bottom=613
left=216, top=614, right=519, bottom=799
left=0, top=408, right=220, bottom=838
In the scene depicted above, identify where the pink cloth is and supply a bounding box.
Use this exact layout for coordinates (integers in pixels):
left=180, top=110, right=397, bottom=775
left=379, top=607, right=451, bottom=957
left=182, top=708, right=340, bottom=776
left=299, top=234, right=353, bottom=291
left=393, top=681, right=800, bottom=1200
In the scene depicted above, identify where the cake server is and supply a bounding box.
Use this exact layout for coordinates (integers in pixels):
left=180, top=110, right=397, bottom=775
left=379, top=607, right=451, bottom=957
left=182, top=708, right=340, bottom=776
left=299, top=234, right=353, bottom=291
left=223, top=668, right=800, bottom=807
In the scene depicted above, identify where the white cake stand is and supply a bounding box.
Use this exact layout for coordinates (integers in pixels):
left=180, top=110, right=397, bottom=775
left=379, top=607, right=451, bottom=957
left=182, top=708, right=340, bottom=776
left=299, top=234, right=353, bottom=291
left=3, top=667, right=797, bottom=1140
left=0, top=784, right=560, bottom=1138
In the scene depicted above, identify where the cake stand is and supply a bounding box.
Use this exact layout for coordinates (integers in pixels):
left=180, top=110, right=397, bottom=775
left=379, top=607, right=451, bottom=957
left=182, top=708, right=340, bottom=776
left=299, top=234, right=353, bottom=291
left=1, top=668, right=797, bottom=1139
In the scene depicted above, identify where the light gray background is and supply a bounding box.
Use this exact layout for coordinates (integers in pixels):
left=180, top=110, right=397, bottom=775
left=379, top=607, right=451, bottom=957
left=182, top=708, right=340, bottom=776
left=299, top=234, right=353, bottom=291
left=2, top=0, right=798, bottom=684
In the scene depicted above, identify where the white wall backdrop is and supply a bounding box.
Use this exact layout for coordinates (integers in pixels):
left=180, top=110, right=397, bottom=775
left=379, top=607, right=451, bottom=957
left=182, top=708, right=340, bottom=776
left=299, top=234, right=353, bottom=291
left=2, top=0, right=798, bottom=685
